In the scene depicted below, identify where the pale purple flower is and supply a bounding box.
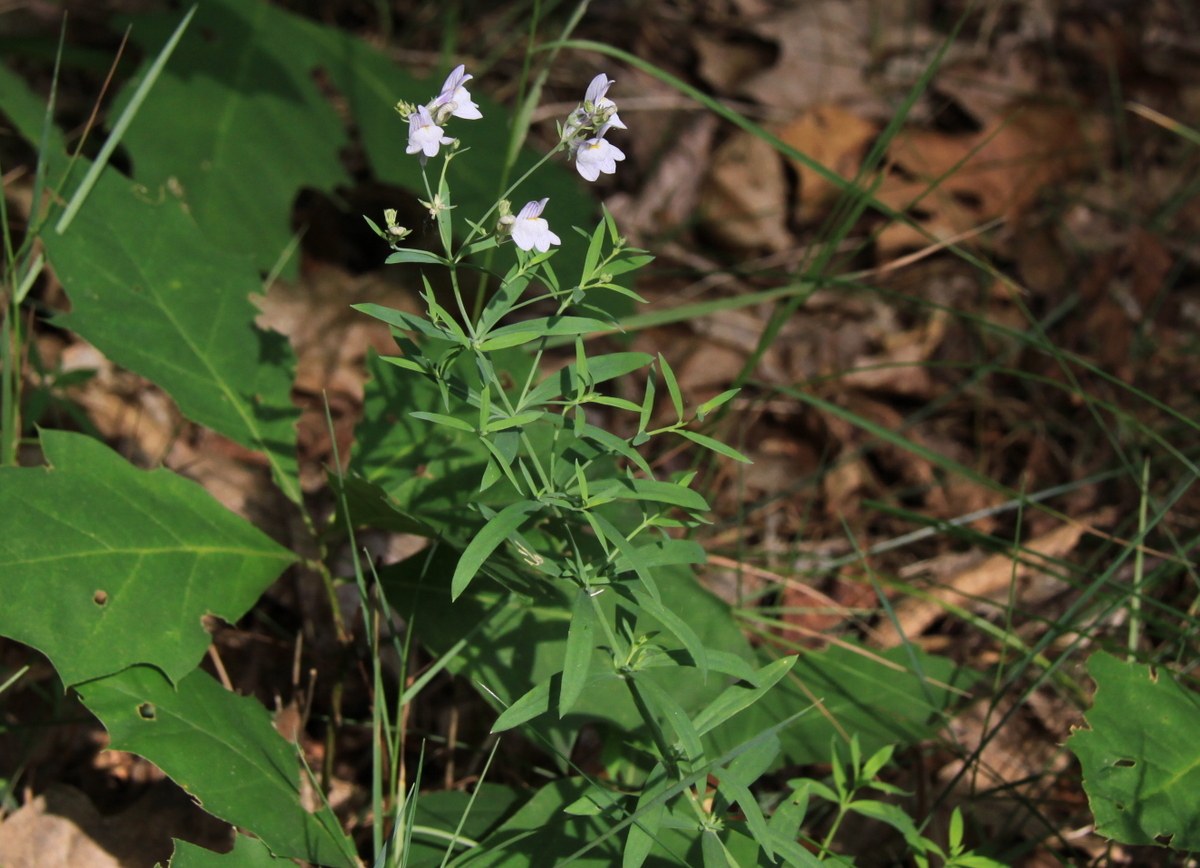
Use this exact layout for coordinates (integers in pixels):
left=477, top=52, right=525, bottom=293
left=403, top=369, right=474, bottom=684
left=429, top=64, right=482, bottom=121
left=564, top=73, right=626, bottom=140
left=583, top=73, right=625, bottom=130
left=572, top=124, right=626, bottom=182
left=406, top=105, right=454, bottom=158
left=510, top=198, right=561, bottom=253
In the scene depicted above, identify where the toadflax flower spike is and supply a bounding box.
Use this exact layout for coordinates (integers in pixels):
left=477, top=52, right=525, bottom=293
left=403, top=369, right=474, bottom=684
left=429, top=64, right=482, bottom=121
left=510, top=198, right=562, bottom=253
left=572, top=123, right=626, bottom=182
left=406, top=105, right=454, bottom=158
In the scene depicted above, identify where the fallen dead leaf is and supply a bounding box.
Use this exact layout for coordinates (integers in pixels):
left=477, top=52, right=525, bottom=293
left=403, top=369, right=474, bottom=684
left=698, top=129, right=793, bottom=252
left=692, top=29, right=776, bottom=94
left=872, top=507, right=1117, bottom=647
left=840, top=310, right=948, bottom=398
left=0, top=783, right=232, bottom=868
left=738, top=0, right=873, bottom=112
left=606, top=115, right=718, bottom=246
left=876, top=101, right=1104, bottom=255
left=778, top=103, right=878, bottom=223
left=255, top=262, right=418, bottom=491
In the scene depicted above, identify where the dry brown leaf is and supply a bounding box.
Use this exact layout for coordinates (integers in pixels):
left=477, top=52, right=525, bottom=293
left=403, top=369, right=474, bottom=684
left=698, top=130, right=793, bottom=252
left=254, top=263, right=415, bottom=403
left=938, top=694, right=1073, bottom=838
left=676, top=340, right=746, bottom=394
left=840, top=311, right=947, bottom=398
left=778, top=103, right=878, bottom=223
left=933, top=45, right=1044, bottom=127
left=606, top=115, right=718, bottom=245
left=1069, top=228, right=1172, bottom=380
left=873, top=507, right=1117, bottom=647
left=739, top=0, right=873, bottom=111
left=254, top=263, right=418, bottom=490
left=0, top=784, right=232, bottom=868
left=876, top=102, right=1103, bottom=256
left=693, top=30, right=775, bottom=93
left=823, top=450, right=870, bottom=519
left=923, top=478, right=1007, bottom=535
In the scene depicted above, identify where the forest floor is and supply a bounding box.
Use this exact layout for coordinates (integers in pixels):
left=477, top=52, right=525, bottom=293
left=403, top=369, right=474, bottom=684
left=3, top=0, right=1200, bottom=866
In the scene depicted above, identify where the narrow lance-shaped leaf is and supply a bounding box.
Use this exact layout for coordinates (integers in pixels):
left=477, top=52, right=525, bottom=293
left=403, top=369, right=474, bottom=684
left=484, top=316, right=615, bottom=342
left=701, top=830, right=725, bottom=868
left=658, top=353, right=684, bottom=423
left=678, top=429, right=752, bottom=464
left=714, top=737, right=781, bottom=863
left=588, top=510, right=660, bottom=602
left=582, top=219, right=607, bottom=282
left=491, top=672, right=622, bottom=733
left=634, top=367, right=656, bottom=445
left=523, top=351, right=651, bottom=407
left=409, top=411, right=476, bottom=433
left=451, top=500, right=542, bottom=599
left=559, top=587, right=597, bottom=717
left=693, top=656, right=797, bottom=736
left=696, top=388, right=739, bottom=422
left=631, top=586, right=709, bottom=683
left=632, top=672, right=704, bottom=764
left=385, top=248, right=449, bottom=266
left=353, top=302, right=445, bottom=340
left=622, top=762, right=671, bottom=868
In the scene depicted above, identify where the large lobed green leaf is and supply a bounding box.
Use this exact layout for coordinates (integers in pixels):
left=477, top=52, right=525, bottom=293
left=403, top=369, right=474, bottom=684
left=116, top=0, right=601, bottom=289
left=42, top=166, right=302, bottom=503
left=0, top=430, right=295, bottom=686
left=77, top=665, right=357, bottom=868
left=114, top=0, right=350, bottom=273
left=1070, top=651, right=1200, bottom=850
left=170, top=835, right=284, bottom=867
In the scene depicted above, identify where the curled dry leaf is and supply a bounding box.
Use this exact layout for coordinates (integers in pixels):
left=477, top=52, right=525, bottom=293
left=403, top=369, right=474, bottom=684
left=876, top=101, right=1106, bottom=256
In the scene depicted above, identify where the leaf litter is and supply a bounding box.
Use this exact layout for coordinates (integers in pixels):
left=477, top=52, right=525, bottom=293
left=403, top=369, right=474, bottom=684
left=5, top=0, right=1200, bottom=864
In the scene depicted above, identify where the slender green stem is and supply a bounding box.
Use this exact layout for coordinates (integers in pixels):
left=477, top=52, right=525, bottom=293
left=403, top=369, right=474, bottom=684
left=1129, top=457, right=1149, bottom=660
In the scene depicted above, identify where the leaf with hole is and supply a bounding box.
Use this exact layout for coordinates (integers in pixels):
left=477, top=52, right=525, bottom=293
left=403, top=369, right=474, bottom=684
left=0, top=430, right=295, bottom=686
left=77, top=665, right=357, bottom=867
left=1070, top=651, right=1200, bottom=850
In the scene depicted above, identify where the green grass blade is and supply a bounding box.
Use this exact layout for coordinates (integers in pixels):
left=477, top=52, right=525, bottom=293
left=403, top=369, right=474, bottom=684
left=55, top=5, right=197, bottom=235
